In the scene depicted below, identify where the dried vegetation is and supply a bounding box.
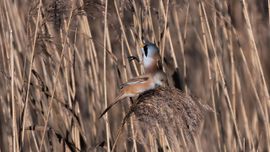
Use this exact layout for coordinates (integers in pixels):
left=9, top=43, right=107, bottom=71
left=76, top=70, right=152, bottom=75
left=1, top=0, right=270, bottom=151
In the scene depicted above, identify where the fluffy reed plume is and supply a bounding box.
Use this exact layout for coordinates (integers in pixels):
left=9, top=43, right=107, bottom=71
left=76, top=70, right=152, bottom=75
left=109, top=86, right=211, bottom=151
left=135, top=87, right=208, bottom=138
left=131, top=87, right=211, bottom=151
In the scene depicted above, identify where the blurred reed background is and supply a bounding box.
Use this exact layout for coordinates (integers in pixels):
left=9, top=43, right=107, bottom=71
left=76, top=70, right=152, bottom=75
left=0, top=0, right=270, bottom=151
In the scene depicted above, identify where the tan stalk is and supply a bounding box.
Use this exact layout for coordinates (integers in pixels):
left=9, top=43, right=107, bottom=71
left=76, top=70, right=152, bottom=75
left=241, top=1, right=270, bottom=149
left=103, top=0, right=111, bottom=151
left=159, top=0, right=169, bottom=61
left=20, top=0, right=42, bottom=147
left=200, top=1, right=242, bottom=149
left=114, top=0, right=139, bottom=76
left=38, top=5, right=74, bottom=151
left=121, top=34, right=138, bottom=152
left=235, top=73, right=253, bottom=150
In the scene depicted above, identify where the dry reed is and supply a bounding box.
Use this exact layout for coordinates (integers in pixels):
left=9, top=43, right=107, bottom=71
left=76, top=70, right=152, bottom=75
left=0, top=0, right=270, bottom=151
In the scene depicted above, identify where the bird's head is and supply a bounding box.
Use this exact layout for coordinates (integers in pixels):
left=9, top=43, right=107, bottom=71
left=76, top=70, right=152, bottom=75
left=141, top=43, right=160, bottom=59
left=141, top=43, right=161, bottom=70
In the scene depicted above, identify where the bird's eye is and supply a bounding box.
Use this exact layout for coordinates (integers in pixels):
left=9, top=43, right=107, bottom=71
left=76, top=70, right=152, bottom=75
left=143, top=45, right=148, bottom=57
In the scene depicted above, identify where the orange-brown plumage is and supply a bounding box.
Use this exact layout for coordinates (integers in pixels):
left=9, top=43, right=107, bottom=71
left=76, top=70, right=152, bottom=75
left=99, top=71, right=167, bottom=118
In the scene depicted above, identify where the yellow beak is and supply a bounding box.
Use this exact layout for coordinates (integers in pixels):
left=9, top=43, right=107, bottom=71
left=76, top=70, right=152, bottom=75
left=140, top=41, right=145, bottom=48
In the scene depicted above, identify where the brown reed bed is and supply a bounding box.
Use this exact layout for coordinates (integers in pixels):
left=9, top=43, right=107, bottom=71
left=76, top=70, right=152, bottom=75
left=1, top=0, right=270, bottom=151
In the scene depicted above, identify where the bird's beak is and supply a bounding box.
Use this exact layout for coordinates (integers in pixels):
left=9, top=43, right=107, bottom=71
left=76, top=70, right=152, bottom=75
left=140, top=41, right=144, bottom=48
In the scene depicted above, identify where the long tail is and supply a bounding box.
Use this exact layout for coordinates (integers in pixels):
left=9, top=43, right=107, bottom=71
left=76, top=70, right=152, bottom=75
left=99, top=92, right=126, bottom=119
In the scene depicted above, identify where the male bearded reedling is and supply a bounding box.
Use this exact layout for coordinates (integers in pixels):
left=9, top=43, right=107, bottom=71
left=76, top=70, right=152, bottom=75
left=99, top=71, right=167, bottom=118
left=129, top=42, right=185, bottom=91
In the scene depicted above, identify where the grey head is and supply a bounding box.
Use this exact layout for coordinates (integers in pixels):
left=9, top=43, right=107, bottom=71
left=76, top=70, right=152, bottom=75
left=141, top=43, right=160, bottom=58
left=141, top=43, right=161, bottom=69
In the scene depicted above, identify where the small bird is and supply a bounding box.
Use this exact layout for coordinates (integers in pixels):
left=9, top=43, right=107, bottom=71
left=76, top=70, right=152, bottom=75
left=129, top=42, right=185, bottom=91
left=128, top=43, right=162, bottom=74
left=99, top=71, right=167, bottom=118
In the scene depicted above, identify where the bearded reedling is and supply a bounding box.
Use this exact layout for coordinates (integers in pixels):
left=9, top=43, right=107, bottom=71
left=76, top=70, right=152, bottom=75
left=129, top=42, right=185, bottom=90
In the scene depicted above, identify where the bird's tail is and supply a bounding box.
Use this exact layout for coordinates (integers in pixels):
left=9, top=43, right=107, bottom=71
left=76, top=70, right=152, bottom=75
left=99, top=92, right=126, bottom=119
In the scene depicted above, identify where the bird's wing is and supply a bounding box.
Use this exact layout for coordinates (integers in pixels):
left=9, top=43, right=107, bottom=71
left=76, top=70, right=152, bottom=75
left=120, top=75, right=149, bottom=88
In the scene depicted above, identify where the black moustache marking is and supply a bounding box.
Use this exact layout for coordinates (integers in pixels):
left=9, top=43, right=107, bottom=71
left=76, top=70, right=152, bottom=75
left=143, top=45, right=148, bottom=57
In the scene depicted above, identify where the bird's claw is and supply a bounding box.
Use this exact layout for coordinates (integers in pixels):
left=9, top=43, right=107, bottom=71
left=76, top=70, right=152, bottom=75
left=128, top=56, right=140, bottom=62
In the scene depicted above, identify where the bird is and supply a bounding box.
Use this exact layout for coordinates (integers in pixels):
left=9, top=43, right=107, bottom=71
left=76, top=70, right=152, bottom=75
left=129, top=42, right=185, bottom=91
left=99, top=70, right=167, bottom=118
left=128, top=43, right=162, bottom=74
